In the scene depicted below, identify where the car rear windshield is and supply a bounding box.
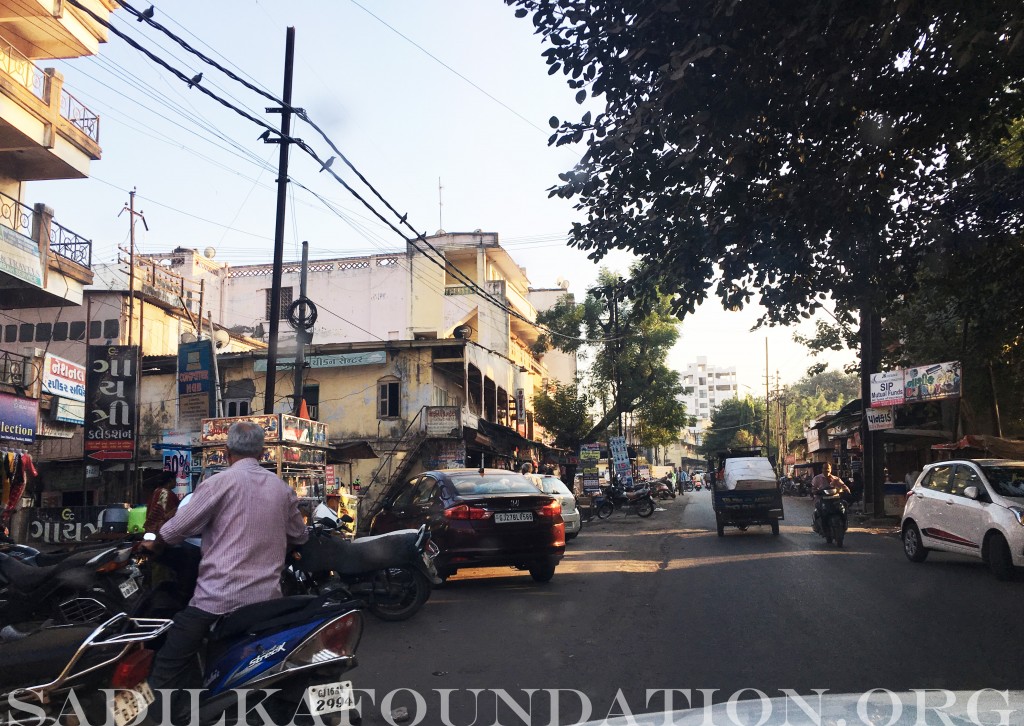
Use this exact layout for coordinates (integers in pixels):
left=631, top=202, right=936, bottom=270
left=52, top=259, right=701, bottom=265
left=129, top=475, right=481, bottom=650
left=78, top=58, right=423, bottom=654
left=449, top=474, right=541, bottom=495
left=980, top=465, right=1024, bottom=498
left=538, top=477, right=572, bottom=496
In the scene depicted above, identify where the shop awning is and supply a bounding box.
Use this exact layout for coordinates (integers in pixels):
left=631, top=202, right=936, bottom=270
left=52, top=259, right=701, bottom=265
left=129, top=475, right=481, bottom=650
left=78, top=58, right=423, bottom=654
left=327, top=441, right=378, bottom=463
left=931, top=434, right=1024, bottom=459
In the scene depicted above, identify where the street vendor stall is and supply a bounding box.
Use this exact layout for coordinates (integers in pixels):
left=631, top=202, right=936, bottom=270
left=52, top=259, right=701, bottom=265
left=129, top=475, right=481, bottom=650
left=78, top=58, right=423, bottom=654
left=200, top=414, right=330, bottom=501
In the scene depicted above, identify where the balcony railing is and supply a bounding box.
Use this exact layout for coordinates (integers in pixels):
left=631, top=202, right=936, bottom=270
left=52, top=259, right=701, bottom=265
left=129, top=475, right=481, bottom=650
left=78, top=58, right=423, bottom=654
left=0, top=35, right=100, bottom=143
left=444, top=285, right=474, bottom=296
left=0, top=36, right=45, bottom=101
left=0, top=190, right=93, bottom=269
left=50, top=220, right=92, bottom=268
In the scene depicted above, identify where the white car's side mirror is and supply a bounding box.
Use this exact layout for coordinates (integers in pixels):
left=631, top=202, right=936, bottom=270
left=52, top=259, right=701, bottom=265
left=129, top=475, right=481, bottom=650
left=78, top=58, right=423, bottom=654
left=963, top=486, right=979, bottom=501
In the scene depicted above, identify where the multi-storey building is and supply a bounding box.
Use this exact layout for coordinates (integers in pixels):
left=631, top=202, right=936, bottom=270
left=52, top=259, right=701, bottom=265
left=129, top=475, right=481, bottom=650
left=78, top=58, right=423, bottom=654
left=681, top=356, right=739, bottom=424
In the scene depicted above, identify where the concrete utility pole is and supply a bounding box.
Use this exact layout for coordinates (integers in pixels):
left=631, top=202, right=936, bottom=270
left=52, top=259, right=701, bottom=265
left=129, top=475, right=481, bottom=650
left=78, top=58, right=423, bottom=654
left=264, top=27, right=297, bottom=414
left=118, top=188, right=148, bottom=347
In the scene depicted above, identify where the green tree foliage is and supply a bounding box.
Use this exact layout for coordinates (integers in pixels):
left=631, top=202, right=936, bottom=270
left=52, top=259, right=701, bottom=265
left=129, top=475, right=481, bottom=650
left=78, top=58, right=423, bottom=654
left=533, top=381, right=597, bottom=450
left=506, top=0, right=1024, bottom=347
left=699, top=396, right=768, bottom=458
left=783, top=371, right=861, bottom=444
left=535, top=268, right=689, bottom=444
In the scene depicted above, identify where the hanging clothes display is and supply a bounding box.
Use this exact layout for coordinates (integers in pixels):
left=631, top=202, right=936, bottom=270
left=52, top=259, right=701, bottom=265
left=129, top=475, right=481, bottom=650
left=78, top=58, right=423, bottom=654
left=1, top=450, right=35, bottom=525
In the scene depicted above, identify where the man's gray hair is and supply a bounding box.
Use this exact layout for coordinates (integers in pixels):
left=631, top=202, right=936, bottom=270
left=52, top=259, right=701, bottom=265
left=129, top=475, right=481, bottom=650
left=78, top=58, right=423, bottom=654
left=227, top=421, right=265, bottom=458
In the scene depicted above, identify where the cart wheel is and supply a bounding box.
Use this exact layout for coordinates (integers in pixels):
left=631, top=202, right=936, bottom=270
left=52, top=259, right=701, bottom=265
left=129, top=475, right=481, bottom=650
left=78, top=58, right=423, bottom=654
left=771, top=520, right=780, bottom=536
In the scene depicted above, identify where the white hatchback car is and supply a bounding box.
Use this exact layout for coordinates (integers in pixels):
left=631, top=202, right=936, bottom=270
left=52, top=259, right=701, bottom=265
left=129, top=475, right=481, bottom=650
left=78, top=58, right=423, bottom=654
left=535, top=475, right=582, bottom=540
left=901, top=459, right=1024, bottom=579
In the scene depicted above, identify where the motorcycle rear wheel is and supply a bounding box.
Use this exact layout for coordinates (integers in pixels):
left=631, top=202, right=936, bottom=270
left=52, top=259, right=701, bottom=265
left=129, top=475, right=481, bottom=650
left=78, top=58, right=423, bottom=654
left=596, top=502, right=614, bottom=519
left=636, top=498, right=655, bottom=518
left=369, top=567, right=431, bottom=621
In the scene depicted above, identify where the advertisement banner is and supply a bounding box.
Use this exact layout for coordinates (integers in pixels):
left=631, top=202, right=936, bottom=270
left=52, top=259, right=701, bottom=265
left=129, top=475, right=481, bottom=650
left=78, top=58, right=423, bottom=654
left=424, top=406, right=461, bottom=438
left=425, top=440, right=466, bottom=470
left=865, top=406, right=895, bottom=431
left=53, top=397, right=85, bottom=425
left=41, top=353, right=86, bottom=402
left=869, top=370, right=904, bottom=408
left=904, top=361, right=962, bottom=403
left=85, top=345, right=138, bottom=461
left=177, top=340, right=215, bottom=432
left=0, top=225, right=44, bottom=288
left=0, top=392, right=38, bottom=443
left=253, top=350, right=386, bottom=372
left=201, top=414, right=280, bottom=443
left=162, top=448, right=193, bottom=488
left=609, top=436, right=634, bottom=488
left=579, top=442, right=601, bottom=493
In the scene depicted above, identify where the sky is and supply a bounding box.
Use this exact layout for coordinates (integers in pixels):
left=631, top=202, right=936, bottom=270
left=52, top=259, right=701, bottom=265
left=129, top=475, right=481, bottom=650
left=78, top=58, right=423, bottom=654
left=34, top=0, right=855, bottom=391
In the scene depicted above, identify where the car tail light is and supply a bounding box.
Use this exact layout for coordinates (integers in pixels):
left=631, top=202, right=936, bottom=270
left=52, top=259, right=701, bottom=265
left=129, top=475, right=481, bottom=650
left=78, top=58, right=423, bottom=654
left=289, top=611, right=363, bottom=666
left=96, top=560, right=126, bottom=574
left=110, top=648, right=155, bottom=690
left=444, top=504, right=491, bottom=520
left=537, top=499, right=562, bottom=518
left=553, top=522, right=565, bottom=547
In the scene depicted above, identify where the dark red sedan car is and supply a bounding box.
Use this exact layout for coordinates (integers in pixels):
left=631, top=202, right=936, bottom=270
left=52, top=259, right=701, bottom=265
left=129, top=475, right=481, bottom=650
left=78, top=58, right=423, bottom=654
left=368, top=468, right=565, bottom=582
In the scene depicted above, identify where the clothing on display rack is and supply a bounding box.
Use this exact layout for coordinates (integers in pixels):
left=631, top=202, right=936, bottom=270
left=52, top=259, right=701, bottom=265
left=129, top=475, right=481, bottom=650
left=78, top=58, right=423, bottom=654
left=0, top=448, right=35, bottom=525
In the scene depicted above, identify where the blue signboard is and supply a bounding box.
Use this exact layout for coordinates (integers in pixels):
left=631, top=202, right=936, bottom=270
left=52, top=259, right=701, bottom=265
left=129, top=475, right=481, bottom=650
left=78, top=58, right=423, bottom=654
left=178, top=340, right=215, bottom=431
left=0, top=392, right=39, bottom=444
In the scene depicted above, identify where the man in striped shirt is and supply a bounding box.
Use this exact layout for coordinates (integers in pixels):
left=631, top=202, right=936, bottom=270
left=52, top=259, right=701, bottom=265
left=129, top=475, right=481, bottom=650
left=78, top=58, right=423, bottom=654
left=145, top=421, right=308, bottom=725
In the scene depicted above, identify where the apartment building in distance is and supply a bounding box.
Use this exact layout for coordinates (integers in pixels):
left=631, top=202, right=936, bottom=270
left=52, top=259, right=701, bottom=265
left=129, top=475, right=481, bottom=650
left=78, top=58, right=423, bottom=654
left=681, top=356, right=739, bottom=425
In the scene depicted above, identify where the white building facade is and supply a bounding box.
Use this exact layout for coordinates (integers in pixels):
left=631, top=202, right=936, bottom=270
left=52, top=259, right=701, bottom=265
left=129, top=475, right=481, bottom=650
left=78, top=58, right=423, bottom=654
left=681, top=356, right=739, bottom=424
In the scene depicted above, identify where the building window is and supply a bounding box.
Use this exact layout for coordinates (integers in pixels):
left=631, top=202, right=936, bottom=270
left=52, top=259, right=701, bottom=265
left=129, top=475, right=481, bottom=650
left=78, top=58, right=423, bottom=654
left=265, top=287, right=293, bottom=320
left=225, top=399, right=251, bottom=417
left=89, top=321, right=102, bottom=339
left=35, top=323, right=52, bottom=342
left=302, top=384, right=319, bottom=420
left=18, top=324, right=33, bottom=342
left=378, top=378, right=400, bottom=418
left=69, top=321, right=86, bottom=341
left=53, top=322, right=68, bottom=341
left=103, top=319, right=120, bottom=340
left=3, top=325, right=16, bottom=343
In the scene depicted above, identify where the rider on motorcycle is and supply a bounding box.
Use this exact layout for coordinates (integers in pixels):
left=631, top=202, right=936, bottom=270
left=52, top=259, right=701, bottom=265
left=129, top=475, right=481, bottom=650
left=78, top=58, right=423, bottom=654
left=811, top=463, right=850, bottom=532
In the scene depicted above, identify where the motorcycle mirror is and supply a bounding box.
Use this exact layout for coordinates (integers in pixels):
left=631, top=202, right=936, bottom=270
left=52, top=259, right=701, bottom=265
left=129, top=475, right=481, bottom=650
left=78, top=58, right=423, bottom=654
left=314, top=517, right=338, bottom=529
left=340, top=513, right=354, bottom=523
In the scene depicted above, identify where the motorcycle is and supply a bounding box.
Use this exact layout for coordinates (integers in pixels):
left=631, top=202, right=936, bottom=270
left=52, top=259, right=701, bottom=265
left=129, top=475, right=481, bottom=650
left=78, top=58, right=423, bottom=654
left=131, top=534, right=366, bottom=726
left=283, top=503, right=438, bottom=621
left=813, top=488, right=848, bottom=547
left=596, top=484, right=656, bottom=518
left=0, top=612, right=171, bottom=726
left=1, top=541, right=144, bottom=627
left=653, top=478, right=676, bottom=500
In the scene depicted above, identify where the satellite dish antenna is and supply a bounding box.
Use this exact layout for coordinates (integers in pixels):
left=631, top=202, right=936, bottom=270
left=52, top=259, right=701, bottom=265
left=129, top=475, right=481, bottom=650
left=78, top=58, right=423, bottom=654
left=556, top=277, right=569, bottom=290
left=180, top=332, right=197, bottom=344
left=203, top=247, right=217, bottom=259
left=214, top=329, right=231, bottom=349
left=453, top=325, right=473, bottom=340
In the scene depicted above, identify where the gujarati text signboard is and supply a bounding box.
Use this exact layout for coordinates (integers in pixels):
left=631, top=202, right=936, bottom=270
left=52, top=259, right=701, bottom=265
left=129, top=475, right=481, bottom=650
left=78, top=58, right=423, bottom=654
left=609, top=436, right=634, bottom=488
left=865, top=407, right=895, bottom=431
left=904, top=361, right=962, bottom=403
left=85, top=345, right=138, bottom=461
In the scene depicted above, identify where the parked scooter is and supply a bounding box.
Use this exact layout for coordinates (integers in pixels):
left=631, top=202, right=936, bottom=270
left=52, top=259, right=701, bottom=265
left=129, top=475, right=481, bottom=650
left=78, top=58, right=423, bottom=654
left=596, top=483, right=656, bottom=518
left=0, top=541, right=143, bottom=627
left=283, top=503, right=439, bottom=621
left=813, top=488, right=849, bottom=547
left=0, top=612, right=171, bottom=726
left=653, top=478, right=676, bottom=500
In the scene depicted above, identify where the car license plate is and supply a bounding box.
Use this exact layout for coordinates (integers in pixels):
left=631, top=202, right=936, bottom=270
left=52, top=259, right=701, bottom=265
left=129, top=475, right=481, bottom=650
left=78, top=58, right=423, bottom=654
left=495, top=512, right=533, bottom=523
left=111, top=682, right=153, bottom=726
left=119, top=577, right=139, bottom=599
left=307, top=681, right=354, bottom=715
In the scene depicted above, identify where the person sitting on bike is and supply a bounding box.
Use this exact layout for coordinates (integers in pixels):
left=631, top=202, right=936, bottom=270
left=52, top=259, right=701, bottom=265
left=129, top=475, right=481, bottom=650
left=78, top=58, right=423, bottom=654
left=811, top=463, right=850, bottom=532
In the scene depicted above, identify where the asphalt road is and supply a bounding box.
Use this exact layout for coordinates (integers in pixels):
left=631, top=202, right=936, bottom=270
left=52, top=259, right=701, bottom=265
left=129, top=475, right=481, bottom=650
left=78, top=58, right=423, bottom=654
left=349, top=491, right=1024, bottom=725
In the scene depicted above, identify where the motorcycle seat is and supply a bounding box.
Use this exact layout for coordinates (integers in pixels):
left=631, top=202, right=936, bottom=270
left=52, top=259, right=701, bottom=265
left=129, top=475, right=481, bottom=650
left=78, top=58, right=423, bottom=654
left=296, top=529, right=420, bottom=576
left=0, top=624, right=96, bottom=690
left=0, top=554, right=61, bottom=592
left=211, top=596, right=321, bottom=642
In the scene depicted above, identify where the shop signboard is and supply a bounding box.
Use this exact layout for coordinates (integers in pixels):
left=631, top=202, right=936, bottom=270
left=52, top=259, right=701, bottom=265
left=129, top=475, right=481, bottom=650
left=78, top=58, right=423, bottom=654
left=52, top=397, right=85, bottom=425
left=85, top=346, right=138, bottom=461
left=253, top=350, right=386, bottom=372
left=424, top=406, right=461, bottom=438
left=201, top=414, right=280, bottom=443
left=865, top=406, right=895, bottom=431
left=869, top=370, right=904, bottom=408
left=281, top=414, right=328, bottom=445
left=904, top=361, right=962, bottom=403
left=163, top=448, right=193, bottom=488
left=0, top=225, right=44, bottom=288
left=41, top=353, right=86, bottom=402
left=177, top=340, right=215, bottom=432
left=425, top=440, right=466, bottom=470
left=609, top=436, right=634, bottom=488
left=0, top=392, right=38, bottom=443
left=579, top=442, right=602, bottom=493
